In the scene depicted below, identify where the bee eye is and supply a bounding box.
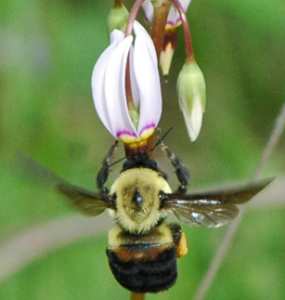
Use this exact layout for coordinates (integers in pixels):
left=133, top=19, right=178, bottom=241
left=159, top=191, right=166, bottom=200
left=133, top=190, right=143, bottom=206
left=101, top=187, right=109, bottom=194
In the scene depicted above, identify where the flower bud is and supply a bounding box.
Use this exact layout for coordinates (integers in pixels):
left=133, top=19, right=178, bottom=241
left=177, top=60, right=206, bottom=141
left=107, top=4, right=129, bottom=34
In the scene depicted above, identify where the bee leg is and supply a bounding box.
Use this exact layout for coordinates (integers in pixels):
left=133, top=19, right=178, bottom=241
left=96, top=141, right=119, bottom=194
left=160, top=142, right=190, bottom=194
left=169, top=223, right=188, bottom=258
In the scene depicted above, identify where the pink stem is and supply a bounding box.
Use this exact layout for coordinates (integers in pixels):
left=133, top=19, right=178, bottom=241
left=169, top=0, right=194, bottom=62
left=125, top=0, right=145, bottom=36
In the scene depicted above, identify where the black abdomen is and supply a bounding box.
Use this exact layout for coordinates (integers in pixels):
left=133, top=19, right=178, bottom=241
left=106, top=246, right=177, bottom=293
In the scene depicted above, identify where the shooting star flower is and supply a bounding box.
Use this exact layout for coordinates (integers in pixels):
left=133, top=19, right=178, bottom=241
left=91, top=21, right=162, bottom=146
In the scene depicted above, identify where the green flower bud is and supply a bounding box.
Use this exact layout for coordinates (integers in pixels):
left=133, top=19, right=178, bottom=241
left=177, top=60, right=206, bottom=141
left=107, top=4, right=129, bottom=34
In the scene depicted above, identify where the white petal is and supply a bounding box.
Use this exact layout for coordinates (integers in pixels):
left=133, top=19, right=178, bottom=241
left=91, top=30, right=124, bottom=135
left=133, top=21, right=162, bottom=138
left=167, top=0, right=192, bottom=25
left=180, top=0, right=192, bottom=11
left=142, top=1, right=154, bottom=24
left=104, top=35, right=138, bottom=140
left=181, top=91, right=203, bottom=142
left=109, top=29, right=124, bottom=44
left=167, top=6, right=179, bottom=25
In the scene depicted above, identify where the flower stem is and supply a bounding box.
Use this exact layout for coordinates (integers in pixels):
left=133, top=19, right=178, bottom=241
left=130, top=292, right=145, bottom=300
left=170, top=0, right=194, bottom=62
left=114, top=0, right=123, bottom=8
left=151, top=2, right=172, bottom=59
left=192, top=101, right=285, bottom=300
left=125, top=0, right=145, bottom=36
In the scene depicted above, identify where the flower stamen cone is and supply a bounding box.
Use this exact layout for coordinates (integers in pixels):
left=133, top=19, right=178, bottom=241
left=159, top=29, right=177, bottom=77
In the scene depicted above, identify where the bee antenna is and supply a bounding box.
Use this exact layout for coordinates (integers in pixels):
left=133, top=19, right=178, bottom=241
left=148, top=126, right=174, bottom=152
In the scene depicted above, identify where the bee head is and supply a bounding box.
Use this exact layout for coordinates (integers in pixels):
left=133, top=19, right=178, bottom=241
left=109, top=168, right=172, bottom=233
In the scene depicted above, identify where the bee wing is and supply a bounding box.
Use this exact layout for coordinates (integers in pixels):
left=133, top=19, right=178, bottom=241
left=57, top=181, right=115, bottom=216
left=17, top=153, right=115, bottom=216
left=167, top=201, right=239, bottom=228
left=163, top=178, right=273, bottom=228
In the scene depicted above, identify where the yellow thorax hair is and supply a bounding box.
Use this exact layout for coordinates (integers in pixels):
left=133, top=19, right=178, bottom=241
left=109, top=168, right=172, bottom=233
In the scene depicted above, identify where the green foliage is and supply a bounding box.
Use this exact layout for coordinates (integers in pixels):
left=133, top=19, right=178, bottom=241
left=0, top=0, right=284, bottom=299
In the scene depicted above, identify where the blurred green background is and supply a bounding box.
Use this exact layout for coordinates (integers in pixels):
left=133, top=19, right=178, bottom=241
left=1, top=0, right=285, bottom=299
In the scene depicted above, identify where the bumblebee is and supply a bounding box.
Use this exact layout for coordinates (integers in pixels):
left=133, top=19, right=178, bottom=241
left=57, top=140, right=271, bottom=293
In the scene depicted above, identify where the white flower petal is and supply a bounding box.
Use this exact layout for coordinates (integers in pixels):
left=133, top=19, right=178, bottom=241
left=167, top=6, right=179, bottom=26
left=92, top=21, right=163, bottom=143
left=142, top=1, right=154, bottom=24
left=181, top=91, right=203, bottom=142
left=180, top=0, right=192, bottom=11
left=104, top=35, right=138, bottom=140
left=133, top=21, right=162, bottom=138
left=110, top=29, right=124, bottom=44
left=91, top=30, right=124, bottom=134
left=167, top=0, right=192, bottom=25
